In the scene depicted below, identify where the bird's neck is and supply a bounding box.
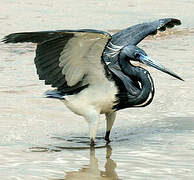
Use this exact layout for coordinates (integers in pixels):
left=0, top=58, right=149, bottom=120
left=114, top=57, right=155, bottom=110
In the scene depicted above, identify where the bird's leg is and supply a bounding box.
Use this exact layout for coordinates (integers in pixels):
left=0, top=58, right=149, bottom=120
left=86, top=110, right=100, bottom=146
left=105, top=112, right=116, bottom=142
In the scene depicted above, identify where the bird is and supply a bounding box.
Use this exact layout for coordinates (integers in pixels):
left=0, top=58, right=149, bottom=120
left=2, top=18, right=183, bottom=146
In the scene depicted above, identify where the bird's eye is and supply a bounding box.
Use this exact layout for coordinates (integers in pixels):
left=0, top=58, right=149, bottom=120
left=134, top=52, right=140, bottom=59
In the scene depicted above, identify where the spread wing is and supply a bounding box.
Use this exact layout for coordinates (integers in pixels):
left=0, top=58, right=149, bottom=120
left=109, top=18, right=181, bottom=47
left=103, top=18, right=181, bottom=93
left=3, top=30, right=111, bottom=93
left=103, top=18, right=181, bottom=63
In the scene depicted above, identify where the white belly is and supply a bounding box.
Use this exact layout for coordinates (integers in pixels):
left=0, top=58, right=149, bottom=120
left=63, top=80, right=118, bottom=117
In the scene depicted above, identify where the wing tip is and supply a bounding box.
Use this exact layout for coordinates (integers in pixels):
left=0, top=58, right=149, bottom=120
left=158, top=18, right=182, bottom=31
left=1, top=34, right=14, bottom=43
left=1, top=32, right=31, bottom=44
left=172, top=18, right=181, bottom=25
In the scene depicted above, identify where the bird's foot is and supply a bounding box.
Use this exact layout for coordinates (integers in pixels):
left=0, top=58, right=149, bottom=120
left=105, top=131, right=111, bottom=143
left=105, top=138, right=111, bottom=144
left=90, top=138, right=95, bottom=146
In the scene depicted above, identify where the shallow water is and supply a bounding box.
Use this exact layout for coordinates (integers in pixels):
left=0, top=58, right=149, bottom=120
left=0, top=0, right=194, bottom=179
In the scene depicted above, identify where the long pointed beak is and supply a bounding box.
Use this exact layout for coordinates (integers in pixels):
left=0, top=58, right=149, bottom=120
left=139, top=54, right=184, bottom=81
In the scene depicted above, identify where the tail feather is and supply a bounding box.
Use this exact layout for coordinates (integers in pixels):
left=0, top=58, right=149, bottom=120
left=44, top=89, right=65, bottom=100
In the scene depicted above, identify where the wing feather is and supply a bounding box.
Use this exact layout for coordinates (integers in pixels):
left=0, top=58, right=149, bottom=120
left=109, top=18, right=181, bottom=47
left=103, top=18, right=181, bottom=97
left=58, top=32, right=111, bottom=86
left=3, top=30, right=111, bottom=93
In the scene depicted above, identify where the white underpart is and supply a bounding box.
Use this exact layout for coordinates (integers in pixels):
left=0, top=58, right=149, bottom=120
left=58, top=32, right=118, bottom=141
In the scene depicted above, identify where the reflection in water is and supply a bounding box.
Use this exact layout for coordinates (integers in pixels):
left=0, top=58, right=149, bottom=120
left=55, top=145, right=119, bottom=180
left=101, top=146, right=118, bottom=180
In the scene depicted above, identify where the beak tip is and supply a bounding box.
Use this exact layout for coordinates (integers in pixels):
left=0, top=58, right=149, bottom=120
left=176, top=76, right=184, bottom=81
left=139, top=54, right=184, bottom=82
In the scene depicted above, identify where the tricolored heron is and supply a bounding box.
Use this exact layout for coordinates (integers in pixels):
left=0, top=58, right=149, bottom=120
left=3, top=18, right=183, bottom=145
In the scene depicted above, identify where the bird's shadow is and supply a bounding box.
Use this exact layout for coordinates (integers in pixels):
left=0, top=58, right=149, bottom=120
left=29, top=135, right=107, bottom=152
left=29, top=116, right=194, bottom=152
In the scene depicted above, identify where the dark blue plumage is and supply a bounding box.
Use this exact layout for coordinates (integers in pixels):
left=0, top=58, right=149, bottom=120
left=2, top=18, right=183, bottom=145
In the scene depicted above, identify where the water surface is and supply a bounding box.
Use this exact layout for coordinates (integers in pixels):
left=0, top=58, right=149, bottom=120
left=0, top=0, right=194, bottom=179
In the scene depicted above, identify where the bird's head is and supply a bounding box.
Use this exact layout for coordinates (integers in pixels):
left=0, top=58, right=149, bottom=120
left=120, top=45, right=183, bottom=81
